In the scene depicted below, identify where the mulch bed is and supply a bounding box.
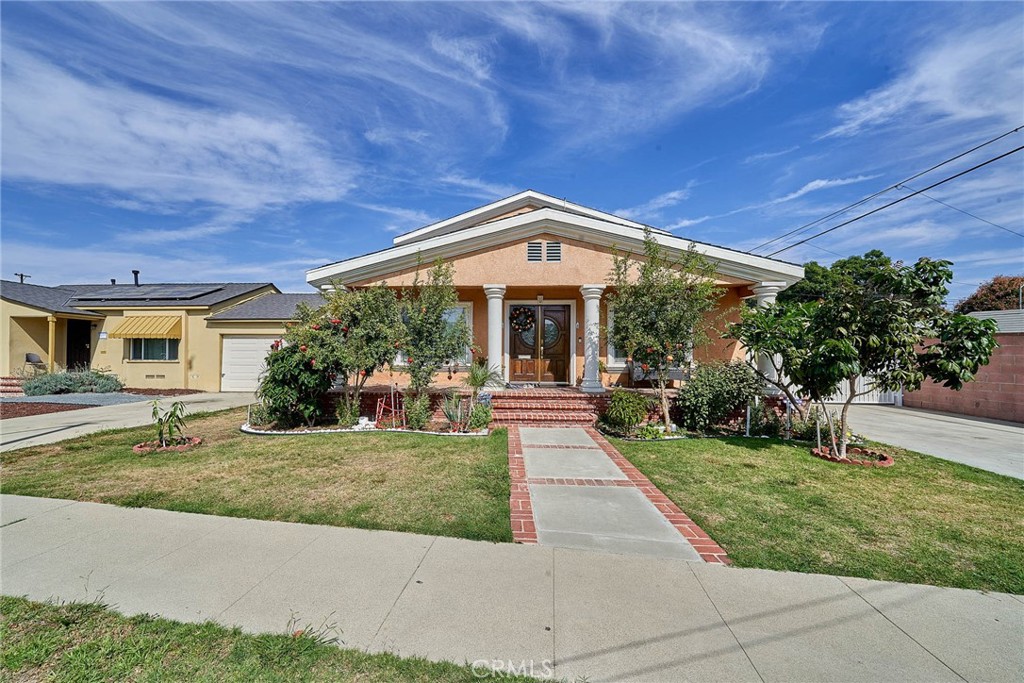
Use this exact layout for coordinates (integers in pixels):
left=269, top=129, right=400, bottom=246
left=811, top=445, right=894, bottom=467
left=123, top=388, right=205, bottom=396
left=0, top=402, right=97, bottom=419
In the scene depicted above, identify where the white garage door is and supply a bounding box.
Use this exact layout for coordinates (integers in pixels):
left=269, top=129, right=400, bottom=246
left=221, top=335, right=279, bottom=392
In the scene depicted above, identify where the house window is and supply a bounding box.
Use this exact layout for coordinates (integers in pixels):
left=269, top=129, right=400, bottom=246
left=129, top=338, right=179, bottom=361
left=545, top=241, right=562, bottom=262
left=527, top=241, right=543, bottom=262
left=395, top=304, right=473, bottom=367
left=605, top=305, right=629, bottom=368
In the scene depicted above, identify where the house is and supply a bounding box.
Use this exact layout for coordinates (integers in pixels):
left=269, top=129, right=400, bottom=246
left=0, top=278, right=316, bottom=392
left=307, top=190, right=804, bottom=391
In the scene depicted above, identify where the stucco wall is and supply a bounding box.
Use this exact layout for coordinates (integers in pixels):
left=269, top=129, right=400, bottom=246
left=1, top=300, right=72, bottom=375
left=902, top=333, right=1023, bottom=423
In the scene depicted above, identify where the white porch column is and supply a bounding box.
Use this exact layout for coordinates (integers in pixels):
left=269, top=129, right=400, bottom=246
left=752, top=282, right=786, bottom=390
left=483, top=284, right=506, bottom=384
left=580, top=284, right=606, bottom=394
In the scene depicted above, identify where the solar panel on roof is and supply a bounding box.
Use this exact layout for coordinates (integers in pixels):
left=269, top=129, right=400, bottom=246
left=71, top=285, right=223, bottom=301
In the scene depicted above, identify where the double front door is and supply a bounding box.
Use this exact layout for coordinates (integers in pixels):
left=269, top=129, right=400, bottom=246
left=509, top=304, right=570, bottom=384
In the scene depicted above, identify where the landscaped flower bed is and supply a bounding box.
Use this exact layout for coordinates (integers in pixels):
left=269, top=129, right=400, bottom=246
left=810, top=445, right=894, bottom=467
left=132, top=436, right=203, bottom=454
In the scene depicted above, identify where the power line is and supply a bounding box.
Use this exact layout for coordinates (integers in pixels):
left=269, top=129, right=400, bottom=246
left=895, top=182, right=1024, bottom=238
left=767, top=145, right=1024, bottom=257
left=750, top=125, right=1024, bottom=253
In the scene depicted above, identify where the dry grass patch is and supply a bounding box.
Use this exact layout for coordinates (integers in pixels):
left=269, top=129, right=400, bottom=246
left=1, top=408, right=512, bottom=543
left=615, top=436, right=1024, bottom=593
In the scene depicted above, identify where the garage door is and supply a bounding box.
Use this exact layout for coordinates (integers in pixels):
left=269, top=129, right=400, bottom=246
left=221, top=335, right=279, bottom=392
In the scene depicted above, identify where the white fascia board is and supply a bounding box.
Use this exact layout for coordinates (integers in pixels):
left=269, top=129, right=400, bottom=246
left=308, top=207, right=803, bottom=287
left=390, top=189, right=660, bottom=246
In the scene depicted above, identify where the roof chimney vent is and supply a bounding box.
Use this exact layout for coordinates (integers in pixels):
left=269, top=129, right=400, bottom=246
left=132, top=270, right=140, bottom=287
left=110, top=278, right=116, bottom=285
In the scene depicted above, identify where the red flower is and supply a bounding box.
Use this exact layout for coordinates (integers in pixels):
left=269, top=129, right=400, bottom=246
left=310, top=358, right=316, bottom=367
left=342, top=326, right=349, bottom=332
left=311, top=324, right=321, bottom=330
left=299, top=345, right=308, bottom=352
left=641, top=363, right=649, bottom=371
left=330, top=319, right=341, bottom=325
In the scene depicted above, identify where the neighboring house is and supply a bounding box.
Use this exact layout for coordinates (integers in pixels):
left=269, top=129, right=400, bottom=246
left=307, top=190, right=804, bottom=391
left=902, top=309, right=1024, bottom=423
left=0, top=279, right=315, bottom=392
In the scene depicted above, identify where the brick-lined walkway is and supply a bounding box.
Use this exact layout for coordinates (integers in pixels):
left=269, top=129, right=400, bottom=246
left=507, top=425, right=730, bottom=564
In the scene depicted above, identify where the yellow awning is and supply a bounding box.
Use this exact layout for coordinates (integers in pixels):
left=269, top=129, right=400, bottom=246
left=109, top=316, right=182, bottom=339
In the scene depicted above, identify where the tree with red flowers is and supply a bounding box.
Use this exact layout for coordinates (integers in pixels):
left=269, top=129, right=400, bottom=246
left=607, top=230, right=723, bottom=430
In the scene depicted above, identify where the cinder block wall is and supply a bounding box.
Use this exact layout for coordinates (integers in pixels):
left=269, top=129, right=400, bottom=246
left=902, top=332, right=1023, bottom=423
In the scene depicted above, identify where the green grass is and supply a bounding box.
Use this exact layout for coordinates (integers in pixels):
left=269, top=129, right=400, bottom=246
left=0, top=408, right=512, bottom=543
left=614, top=436, right=1024, bottom=594
left=0, top=596, right=533, bottom=682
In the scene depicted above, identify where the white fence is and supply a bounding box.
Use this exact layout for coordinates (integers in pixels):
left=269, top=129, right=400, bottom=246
left=823, top=375, right=902, bottom=405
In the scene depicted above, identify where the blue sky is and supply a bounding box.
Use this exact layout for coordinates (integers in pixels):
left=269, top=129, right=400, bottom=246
left=2, top=2, right=1022, bottom=302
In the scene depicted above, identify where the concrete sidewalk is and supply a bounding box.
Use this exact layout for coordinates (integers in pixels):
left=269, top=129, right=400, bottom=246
left=847, top=404, right=1024, bottom=480
left=0, top=392, right=254, bottom=452
left=2, top=495, right=1020, bottom=682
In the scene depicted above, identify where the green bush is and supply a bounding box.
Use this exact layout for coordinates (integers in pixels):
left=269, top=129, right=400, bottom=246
left=676, top=361, right=762, bottom=433
left=468, top=403, right=492, bottom=430
left=256, top=345, right=334, bottom=428
left=750, top=401, right=783, bottom=437
left=248, top=403, right=274, bottom=427
left=635, top=424, right=665, bottom=440
left=601, top=389, right=652, bottom=435
left=336, top=399, right=360, bottom=427
left=404, top=393, right=432, bottom=431
left=791, top=405, right=837, bottom=441
left=22, top=370, right=124, bottom=396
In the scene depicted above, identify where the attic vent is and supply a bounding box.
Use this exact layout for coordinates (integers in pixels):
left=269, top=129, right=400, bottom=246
left=527, top=241, right=543, bottom=262
left=546, top=241, right=562, bottom=262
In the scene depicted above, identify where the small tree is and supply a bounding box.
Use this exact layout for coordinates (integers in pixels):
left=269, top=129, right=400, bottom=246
left=954, top=275, right=1024, bottom=314
left=320, top=284, right=404, bottom=424
left=401, top=258, right=471, bottom=395
left=607, top=230, right=724, bottom=429
left=731, top=253, right=998, bottom=459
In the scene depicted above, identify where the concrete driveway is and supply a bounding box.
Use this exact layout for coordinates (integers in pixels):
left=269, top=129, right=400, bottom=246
left=0, top=392, right=254, bottom=452
left=846, top=405, right=1024, bottom=480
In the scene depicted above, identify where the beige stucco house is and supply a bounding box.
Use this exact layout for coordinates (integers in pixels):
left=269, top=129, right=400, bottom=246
left=0, top=279, right=310, bottom=392
left=308, top=190, right=804, bottom=392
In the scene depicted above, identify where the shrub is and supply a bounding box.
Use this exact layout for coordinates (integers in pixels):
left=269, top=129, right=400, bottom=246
left=22, top=370, right=124, bottom=396
left=750, top=401, right=783, bottom=438
left=601, top=389, right=652, bottom=435
left=441, top=393, right=469, bottom=432
left=404, top=393, right=432, bottom=431
left=635, top=424, right=665, bottom=440
left=248, top=403, right=274, bottom=427
left=336, top=400, right=360, bottom=427
left=676, top=361, right=762, bottom=433
left=257, top=344, right=333, bottom=428
left=468, top=403, right=492, bottom=430
left=791, top=405, right=838, bottom=441
left=151, top=400, right=188, bottom=447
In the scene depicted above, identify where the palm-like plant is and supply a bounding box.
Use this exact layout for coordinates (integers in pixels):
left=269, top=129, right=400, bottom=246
left=462, top=359, right=502, bottom=409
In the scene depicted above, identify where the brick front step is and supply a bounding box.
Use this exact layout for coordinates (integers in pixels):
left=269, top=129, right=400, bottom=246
left=492, top=412, right=597, bottom=425
left=0, top=377, right=25, bottom=397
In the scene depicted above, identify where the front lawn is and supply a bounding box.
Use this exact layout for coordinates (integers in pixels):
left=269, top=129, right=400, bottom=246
left=0, top=408, right=511, bottom=543
left=0, top=596, right=530, bottom=682
left=615, top=436, right=1024, bottom=594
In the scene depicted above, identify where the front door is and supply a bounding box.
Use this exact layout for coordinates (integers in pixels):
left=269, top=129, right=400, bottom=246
left=66, top=319, right=92, bottom=369
left=509, top=305, right=570, bottom=384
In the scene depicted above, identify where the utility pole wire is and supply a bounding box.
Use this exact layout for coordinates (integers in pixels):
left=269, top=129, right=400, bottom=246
left=767, top=145, right=1024, bottom=257
left=750, top=125, right=1024, bottom=253
left=895, top=182, right=1024, bottom=238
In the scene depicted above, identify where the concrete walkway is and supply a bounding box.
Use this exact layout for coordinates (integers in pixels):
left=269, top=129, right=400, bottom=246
left=2, top=495, right=1020, bottom=682
left=518, top=426, right=703, bottom=561
left=0, top=392, right=254, bottom=452
left=847, top=405, right=1024, bottom=480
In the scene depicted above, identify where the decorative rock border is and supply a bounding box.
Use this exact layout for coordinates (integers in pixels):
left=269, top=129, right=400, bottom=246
left=133, top=437, right=202, bottom=454
left=240, top=423, right=488, bottom=437
left=811, top=446, right=894, bottom=468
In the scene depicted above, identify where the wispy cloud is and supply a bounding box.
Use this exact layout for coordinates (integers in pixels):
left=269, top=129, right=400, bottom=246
left=437, top=174, right=519, bottom=200
left=822, top=21, right=1023, bottom=138
left=743, top=146, right=800, bottom=164
left=616, top=182, right=696, bottom=222
left=767, top=175, right=878, bottom=205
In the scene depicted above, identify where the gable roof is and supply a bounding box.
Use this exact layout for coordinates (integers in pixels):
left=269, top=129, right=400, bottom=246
left=391, top=189, right=671, bottom=246
left=207, top=293, right=324, bottom=321
left=0, top=280, right=103, bottom=317
left=308, top=203, right=804, bottom=288
left=62, top=283, right=276, bottom=308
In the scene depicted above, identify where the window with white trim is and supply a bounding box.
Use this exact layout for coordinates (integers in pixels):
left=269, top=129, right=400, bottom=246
left=394, top=303, right=473, bottom=367
left=605, top=305, right=629, bottom=367
left=129, top=338, right=179, bottom=361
